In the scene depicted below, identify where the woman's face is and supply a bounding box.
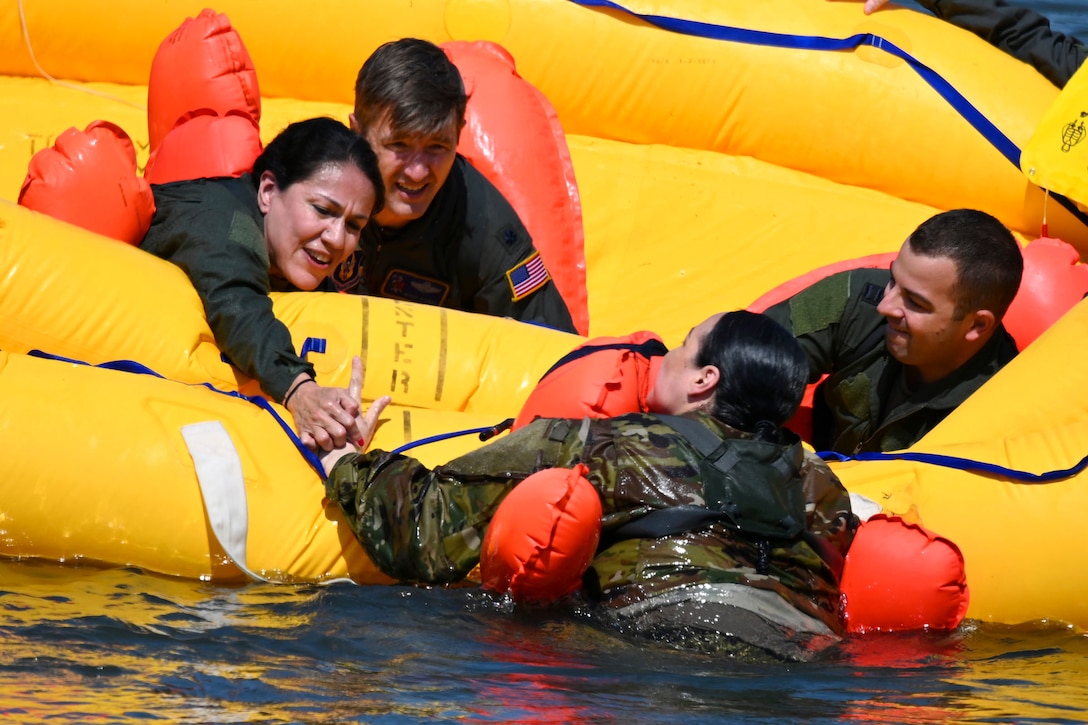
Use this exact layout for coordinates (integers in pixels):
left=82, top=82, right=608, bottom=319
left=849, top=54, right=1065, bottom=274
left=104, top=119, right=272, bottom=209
left=258, top=162, right=376, bottom=290
left=645, top=313, right=723, bottom=414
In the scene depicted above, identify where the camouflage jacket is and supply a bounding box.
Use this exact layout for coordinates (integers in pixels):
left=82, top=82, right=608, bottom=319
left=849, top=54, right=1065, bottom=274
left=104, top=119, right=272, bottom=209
left=326, top=411, right=856, bottom=633
left=763, top=268, right=1018, bottom=454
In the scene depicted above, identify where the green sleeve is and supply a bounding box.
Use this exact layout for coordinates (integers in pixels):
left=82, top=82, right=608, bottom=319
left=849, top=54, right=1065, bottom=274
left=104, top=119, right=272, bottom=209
left=459, top=161, right=577, bottom=333
left=142, top=180, right=314, bottom=401
left=918, top=0, right=1085, bottom=88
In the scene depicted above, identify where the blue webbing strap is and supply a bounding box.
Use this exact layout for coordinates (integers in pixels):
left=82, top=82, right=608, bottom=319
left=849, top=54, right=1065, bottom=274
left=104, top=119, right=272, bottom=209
left=538, top=338, right=668, bottom=380
left=27, top=349, right=328, bottom=479
left=568, top=0, right=1088, bottom=230
left=818, top=448, right=1088, bottom=484
left=390, top=424, right=508, bottom=456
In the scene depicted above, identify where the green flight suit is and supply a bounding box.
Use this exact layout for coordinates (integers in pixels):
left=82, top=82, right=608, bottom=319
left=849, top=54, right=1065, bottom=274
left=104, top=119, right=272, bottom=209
left=329, top=156, right=576, bottom=333
left=763, top=268, right=1018, bottom=454
left=140, top=175, right=315, bottom=402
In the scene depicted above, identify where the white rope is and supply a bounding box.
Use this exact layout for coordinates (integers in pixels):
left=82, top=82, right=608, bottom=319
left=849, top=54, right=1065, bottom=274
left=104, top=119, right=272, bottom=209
left=17, top=0, right=147, bottom=111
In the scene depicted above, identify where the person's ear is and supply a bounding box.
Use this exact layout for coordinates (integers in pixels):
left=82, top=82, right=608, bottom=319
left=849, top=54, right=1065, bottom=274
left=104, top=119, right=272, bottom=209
left=691, top=365, right=719, bottom=395
left=964, top=309, right=996, bottom=342
left=348, top=112, right=361, bottom=135
left=256, top=170, right=278, bottom=214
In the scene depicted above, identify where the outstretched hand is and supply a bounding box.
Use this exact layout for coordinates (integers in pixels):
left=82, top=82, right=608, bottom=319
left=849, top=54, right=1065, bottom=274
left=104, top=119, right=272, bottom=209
left=320, top=356, right=391, bottom=475
left=285, top=374, right=362, bottom=452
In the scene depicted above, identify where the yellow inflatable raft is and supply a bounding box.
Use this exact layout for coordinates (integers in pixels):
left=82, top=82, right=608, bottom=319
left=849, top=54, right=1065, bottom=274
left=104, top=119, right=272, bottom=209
left=1, top=0, right=1087, bottom=629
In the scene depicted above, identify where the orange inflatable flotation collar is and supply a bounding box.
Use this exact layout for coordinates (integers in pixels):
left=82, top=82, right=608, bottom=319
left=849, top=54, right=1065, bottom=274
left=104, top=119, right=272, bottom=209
left=480, top=464, right=602, bottom=603
left=513, top=332, right=666, bottom=430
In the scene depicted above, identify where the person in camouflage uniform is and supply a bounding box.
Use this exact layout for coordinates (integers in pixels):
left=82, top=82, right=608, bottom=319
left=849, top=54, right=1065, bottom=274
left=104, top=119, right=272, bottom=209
left=763, top=209, right=1023, bottom=454
left=324, top=311, right=857, bottom=660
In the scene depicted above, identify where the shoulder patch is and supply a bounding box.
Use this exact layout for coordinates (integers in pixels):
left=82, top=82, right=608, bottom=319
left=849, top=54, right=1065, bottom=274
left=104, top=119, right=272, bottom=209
left=381, top=269, right=450, bottom=306
left=506, top=251, right=551, bottom=301
left=331, top=249, right=364, bottom=292
left=789, top=271, right=852, bottom=337
left=227, top=210, right=266, bottom=259
left=860, top=282, right=885, bottom=306
left=498, top=223, right=521, bottom=251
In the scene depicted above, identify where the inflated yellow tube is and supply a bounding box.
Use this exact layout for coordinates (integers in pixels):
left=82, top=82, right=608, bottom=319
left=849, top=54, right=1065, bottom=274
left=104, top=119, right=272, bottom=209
left=0, top=127, right=952, bottom=348
left=0, top=200, right=580, bottom=414
left=835, top=299, right=1088, bottom=627
left=0, top=350, right=377, bottom=583
left=0, top=350, right=507, bottom=583
left=0, top=0, right=1082, bottom=247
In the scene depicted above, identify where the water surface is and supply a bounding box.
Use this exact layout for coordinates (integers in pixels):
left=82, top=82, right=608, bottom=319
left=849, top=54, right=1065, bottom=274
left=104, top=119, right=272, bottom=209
left=1, top=562, right=1086, bottom=723
left=4, top=1, right=1087, bottom=722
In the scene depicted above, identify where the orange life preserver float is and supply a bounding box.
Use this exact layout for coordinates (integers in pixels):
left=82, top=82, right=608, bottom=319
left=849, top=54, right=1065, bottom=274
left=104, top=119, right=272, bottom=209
left=17, top=120, right=154, bottom=245
left=1004, top=237, right=1088, bottom=348
left=512, top=331, right=666, bottom=430
left=839, top=514, right=969, bottom=633
left=480, top=464, right=602, bottom=603
left=146, top=8, right=261, bottom=155
left=144, top=108, right=262, bottom=185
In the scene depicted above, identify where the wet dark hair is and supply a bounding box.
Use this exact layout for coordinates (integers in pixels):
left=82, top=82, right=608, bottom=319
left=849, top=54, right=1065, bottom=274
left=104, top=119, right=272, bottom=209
left=251, top=116, right=384, bottom=216
left=353, top=38, right=468, bottom=137
left=694, top=311, right=809, bottom=442
left=906, top=209, right=1022, bottom=320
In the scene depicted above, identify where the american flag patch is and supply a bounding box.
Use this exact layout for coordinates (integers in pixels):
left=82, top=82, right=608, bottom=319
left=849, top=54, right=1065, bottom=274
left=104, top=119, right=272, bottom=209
left=506, top=252, right=551, bottom=301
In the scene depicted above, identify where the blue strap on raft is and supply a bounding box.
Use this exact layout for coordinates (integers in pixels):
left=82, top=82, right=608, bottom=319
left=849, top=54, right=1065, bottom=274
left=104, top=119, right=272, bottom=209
left=818, top=448, right=1088, bottom=483
left=26, top=349, right=328, bottom=480
left=569, top=0, right=1088, bottom=231
left=24, top=349, right=1088, bottom=483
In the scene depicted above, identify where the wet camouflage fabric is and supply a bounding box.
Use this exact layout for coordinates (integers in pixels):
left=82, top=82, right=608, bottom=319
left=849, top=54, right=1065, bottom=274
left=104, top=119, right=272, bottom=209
left=763, top=268, right=1017, bottom=453
left=326, top=411, right=856, bottom=634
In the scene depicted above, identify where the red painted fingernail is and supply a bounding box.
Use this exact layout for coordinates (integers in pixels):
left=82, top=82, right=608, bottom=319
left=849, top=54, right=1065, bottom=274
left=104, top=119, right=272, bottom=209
left=356, top=438, right=366, bottom=448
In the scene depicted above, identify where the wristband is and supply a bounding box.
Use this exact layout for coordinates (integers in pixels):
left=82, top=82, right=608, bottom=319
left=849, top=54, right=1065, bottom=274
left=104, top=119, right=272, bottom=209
left=283, top=378, right=315, bottom=408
